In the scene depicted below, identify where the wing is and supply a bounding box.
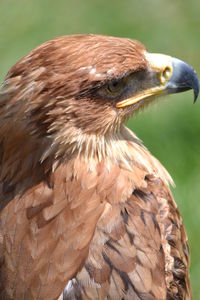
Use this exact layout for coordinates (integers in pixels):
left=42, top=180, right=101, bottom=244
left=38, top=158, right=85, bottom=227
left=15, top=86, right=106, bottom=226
left=0, top=162, right=106, bottom=300
left=62, top=175, right=191, bottom=300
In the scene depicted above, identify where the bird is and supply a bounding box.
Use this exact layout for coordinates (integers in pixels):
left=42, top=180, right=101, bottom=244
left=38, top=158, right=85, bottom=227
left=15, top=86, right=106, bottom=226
left=0, top=34, right=199, bottom=300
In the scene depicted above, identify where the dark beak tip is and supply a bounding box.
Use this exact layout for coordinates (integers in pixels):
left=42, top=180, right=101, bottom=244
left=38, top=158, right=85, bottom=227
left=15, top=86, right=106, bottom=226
left=193, top=78, right=200, bottom=103
left=168, top=58, right=200, bottom=103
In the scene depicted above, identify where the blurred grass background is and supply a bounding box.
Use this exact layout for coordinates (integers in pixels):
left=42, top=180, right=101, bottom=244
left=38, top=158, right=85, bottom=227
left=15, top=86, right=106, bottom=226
left=0, top=0, right=200, bottom=297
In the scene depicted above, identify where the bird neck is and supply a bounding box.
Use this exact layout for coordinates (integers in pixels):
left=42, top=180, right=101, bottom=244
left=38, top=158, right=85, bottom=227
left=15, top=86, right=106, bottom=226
left=43, top=124, right=173, bottom=187
left=0, top=121, right=172, bottom=190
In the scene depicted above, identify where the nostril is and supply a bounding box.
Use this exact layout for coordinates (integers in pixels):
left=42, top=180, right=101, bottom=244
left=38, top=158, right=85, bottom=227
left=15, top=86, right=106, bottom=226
left=160, top=67, right=172, bottom=83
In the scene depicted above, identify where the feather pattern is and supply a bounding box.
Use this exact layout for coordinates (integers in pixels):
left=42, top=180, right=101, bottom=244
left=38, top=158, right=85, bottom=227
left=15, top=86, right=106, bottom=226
left=62, top=175, right=190, bottom=300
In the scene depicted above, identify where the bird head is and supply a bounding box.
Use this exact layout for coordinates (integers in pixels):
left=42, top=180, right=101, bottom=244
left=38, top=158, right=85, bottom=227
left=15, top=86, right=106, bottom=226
left=2, top=34, right=199, bottom=162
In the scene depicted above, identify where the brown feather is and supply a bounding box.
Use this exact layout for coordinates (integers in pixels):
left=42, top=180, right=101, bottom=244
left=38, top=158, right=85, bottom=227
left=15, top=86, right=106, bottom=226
left=0, top=34, right=191, bottom=299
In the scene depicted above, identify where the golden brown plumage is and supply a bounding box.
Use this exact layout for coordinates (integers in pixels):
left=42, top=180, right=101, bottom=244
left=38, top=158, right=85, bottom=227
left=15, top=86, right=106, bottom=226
left=0, top=34, right=199, bottom=299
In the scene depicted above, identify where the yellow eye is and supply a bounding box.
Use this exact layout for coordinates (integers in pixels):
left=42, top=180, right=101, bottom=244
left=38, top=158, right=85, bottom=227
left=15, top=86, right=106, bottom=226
left=106, top=79, right=123, bottom=94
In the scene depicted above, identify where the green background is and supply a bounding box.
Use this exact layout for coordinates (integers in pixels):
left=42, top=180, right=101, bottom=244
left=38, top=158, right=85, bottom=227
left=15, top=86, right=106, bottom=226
left=0, top=0, right=200, bottom=297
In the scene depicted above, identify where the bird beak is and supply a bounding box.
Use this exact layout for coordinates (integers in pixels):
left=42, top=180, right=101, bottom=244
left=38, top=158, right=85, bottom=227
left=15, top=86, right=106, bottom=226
left=116, top=52, right=199, bottom=108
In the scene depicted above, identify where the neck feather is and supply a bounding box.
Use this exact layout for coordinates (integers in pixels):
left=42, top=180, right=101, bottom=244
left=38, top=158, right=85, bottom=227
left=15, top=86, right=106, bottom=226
left=42, top=125, right=173, bottom=187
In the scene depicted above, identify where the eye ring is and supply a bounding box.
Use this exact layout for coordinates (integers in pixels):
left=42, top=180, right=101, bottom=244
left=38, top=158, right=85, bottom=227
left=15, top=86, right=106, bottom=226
left=106, top=79, right=123, bottom=94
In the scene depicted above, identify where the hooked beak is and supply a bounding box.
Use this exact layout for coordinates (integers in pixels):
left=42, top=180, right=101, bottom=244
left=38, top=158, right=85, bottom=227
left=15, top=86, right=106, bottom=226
left=116, top=52, right=199, bottom=108
left=165, top=57, right=199, bottom=102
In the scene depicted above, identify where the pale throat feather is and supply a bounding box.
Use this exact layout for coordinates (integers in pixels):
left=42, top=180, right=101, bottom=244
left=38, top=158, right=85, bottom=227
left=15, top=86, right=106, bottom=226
left=44, top=123, right=173, bottom=188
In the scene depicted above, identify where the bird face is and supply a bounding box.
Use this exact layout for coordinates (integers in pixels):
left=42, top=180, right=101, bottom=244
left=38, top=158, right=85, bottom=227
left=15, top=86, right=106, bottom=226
left=115, top=53, right=199, bottom=109
left=82, top=50, right=199, bottom=131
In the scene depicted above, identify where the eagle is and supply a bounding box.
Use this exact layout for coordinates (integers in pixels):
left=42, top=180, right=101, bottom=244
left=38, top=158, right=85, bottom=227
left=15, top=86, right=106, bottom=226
left=0, top=34, right=199, bottom=300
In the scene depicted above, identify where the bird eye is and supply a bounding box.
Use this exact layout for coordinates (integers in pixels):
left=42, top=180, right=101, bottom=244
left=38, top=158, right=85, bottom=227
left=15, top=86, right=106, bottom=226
left=106, top=79, right=123, bottom=94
